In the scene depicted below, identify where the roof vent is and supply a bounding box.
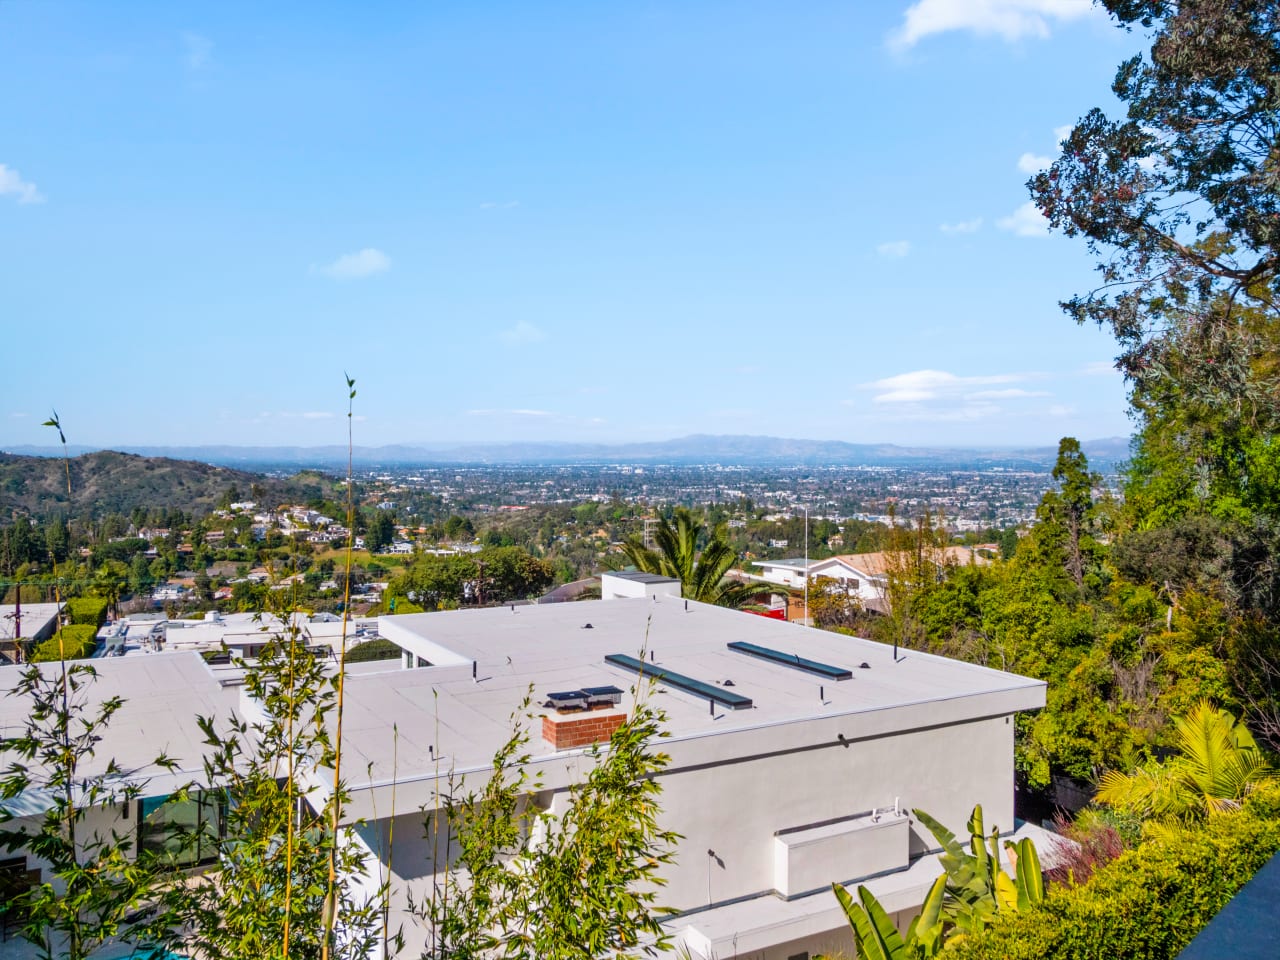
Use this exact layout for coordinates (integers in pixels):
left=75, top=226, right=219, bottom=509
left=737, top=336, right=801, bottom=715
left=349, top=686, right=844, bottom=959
left=545, top=691, right=588, bottom=710
left=582, top=623, right=594, bottom=629
left=859, top=662, right=871, bottom=669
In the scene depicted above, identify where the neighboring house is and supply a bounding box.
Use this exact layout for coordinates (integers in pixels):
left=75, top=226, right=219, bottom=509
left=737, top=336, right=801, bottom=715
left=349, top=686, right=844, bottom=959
left=751, top=558, right=811, bottom=588
left=0, top=654, right=240, bottom=876
left=756, top=547, right=992, bottom=608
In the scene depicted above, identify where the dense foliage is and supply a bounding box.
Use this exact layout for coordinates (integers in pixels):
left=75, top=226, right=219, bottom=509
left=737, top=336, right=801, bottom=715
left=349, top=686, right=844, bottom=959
left=62, top=597, right=108, bottom=628
left=943, top=784, right=1280, bottom=960
left=29, top=625, right=99, bottom=663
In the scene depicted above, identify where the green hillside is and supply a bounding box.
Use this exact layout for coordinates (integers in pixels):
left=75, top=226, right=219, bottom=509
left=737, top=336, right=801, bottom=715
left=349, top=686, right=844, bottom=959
left=0, top=451, right=331, bottom=520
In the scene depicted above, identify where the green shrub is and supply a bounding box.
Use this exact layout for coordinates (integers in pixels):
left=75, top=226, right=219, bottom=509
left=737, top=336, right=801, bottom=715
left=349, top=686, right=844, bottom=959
left=367, top=596, right=425, bottom=616
left=30, top=625, right=100, bottom=663
left=64, top=597, right=109, bottom=628
left=344, top=638, right=402, bottom=663
left=944, top=786, right=1280, bottom=960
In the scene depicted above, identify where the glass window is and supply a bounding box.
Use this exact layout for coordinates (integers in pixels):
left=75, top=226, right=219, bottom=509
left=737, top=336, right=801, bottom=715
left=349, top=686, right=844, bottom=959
left=138, top=790, right=225, bottom=867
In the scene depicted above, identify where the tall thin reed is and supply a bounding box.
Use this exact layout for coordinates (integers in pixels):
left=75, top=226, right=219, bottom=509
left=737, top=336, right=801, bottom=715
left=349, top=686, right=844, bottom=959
left=322, top=373, right=358, bottom=959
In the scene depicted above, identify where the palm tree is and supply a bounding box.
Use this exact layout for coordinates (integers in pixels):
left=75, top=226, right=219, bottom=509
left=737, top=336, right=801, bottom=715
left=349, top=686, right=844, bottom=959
left=1096, top=701, right=1272, bottom=823
left=621, top=508, right=755, bottom=608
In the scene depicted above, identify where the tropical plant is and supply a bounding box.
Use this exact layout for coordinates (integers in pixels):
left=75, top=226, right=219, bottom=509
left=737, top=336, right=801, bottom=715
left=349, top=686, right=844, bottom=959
left=621, top=508, right=755, bottom=608
left=943, top=783, right=1280, bottom=960
left=829, top=873, right=946, bottom=960
left=1096, top=700, right=1273, bottom=824
left=912, top=805, right=1044, bottom=939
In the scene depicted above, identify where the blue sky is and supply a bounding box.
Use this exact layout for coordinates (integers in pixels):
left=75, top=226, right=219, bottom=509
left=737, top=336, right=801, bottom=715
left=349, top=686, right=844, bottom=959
left=2, top=1, right=1145, bottom=450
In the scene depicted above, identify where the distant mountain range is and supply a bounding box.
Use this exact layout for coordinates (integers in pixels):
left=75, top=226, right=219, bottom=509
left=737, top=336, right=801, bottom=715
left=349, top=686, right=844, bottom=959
left=1, top=434, right=1133, bottom=471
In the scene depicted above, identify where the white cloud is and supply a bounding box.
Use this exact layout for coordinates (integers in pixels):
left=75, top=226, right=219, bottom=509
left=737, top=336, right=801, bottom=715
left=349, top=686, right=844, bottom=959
left=479, top=200, right=520, bottom=210
left=301, top=411, right=334, bottom=419
left=9, top=412, right=28, bottom=419
left=997, top=201, right=1050, bottom=237
left=876, top=240, right=911, bottom=258
left=182, top=32, right=213, bottom=70
left=498, top=320, right=546, bottom=346
left=1079, top=360, right=1118, bottom=376
left=467, top=408, right=552, bottom=418
left=1048, top=404, right=1075, bottom=416
left=939, top=217, right=982, bottom=234
left=857, top=368, right=1051, bottom=423
left=315, top=248, right=391, bottom=280
left=1053, top=124, right=1073, bottom=145
left=966, top=388, right=1051, bottom=400
left=865, top=369, right=1027, bottom=403
left=890, top=0, right=1095, bottom=49
left=0, top=164, right=45, bottom=205
left=1017, top=152, right=1052, bottom=174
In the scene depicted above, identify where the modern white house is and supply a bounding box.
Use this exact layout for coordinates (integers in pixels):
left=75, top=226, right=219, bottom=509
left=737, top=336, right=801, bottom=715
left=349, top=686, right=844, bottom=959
left=342, top=595, right=1047, bottom=958
left=0, top=592, right=1045, bottom=960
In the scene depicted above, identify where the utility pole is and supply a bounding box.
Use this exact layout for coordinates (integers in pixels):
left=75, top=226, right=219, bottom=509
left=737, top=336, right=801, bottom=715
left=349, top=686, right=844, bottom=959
left=803, top=504, right=809, bottom=626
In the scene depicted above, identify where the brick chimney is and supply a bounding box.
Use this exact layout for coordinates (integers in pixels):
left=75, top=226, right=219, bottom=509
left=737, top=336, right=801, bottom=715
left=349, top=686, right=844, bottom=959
left=541, top=708, right=626, bottom=751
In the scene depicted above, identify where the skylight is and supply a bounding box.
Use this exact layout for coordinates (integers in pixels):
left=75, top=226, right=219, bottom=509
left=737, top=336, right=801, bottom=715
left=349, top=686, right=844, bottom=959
left=726, top=641, right=852, bottom=680
left=604, top=653, right=754, bottom=710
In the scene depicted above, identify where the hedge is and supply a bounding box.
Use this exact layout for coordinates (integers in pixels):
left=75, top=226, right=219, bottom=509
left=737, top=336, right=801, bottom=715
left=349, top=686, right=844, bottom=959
left=344, top=638, right=403, bottom=663
left=31, top=625, right=100, bottom=663
left=943, top=786, right=1280, bottom=960
left=64, top=597, right=109, bottom=628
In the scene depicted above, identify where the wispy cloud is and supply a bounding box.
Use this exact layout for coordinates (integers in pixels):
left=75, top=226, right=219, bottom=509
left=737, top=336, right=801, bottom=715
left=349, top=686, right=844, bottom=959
left=876, top=240, right=911, bottom=258
left=998, top=201, right=1050, bottom=238
left=855, top=369, right=1052, bottom=422
left=479, top=200, right=520, bottom=210
left=865, top=369, right=1030, bottom=405
left=0, top=164, right=45, bottom=205
left=467, top=408, right=552, bottom=418
left=1017, top=152, right=1052, bottom=174
left=9, top=412, right=28, bottom=419
left=314, top=248, right=391, bottom=280
left=890, top=0, right=1095, bottom=49
left=939, top=217, right=982, bottom=235
left=498, top=320, right=546, bottom=346
left=181, top=32, right=213, bottom=70
left=1054, top=124, right=1073, bottom=145
left=301, top=411, right=334, bottom=419
left=966, top=388, right=1051, bottom=400
left=1079, top=360, right=1118, bottom=376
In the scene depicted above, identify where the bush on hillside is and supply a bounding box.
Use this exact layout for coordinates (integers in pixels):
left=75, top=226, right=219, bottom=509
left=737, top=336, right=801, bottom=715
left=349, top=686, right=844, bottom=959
left=944, top=785, right=1280, bottom=960
left=30, top=625, right=100, bottom=663
left=64, top=597, right=109, bottom=627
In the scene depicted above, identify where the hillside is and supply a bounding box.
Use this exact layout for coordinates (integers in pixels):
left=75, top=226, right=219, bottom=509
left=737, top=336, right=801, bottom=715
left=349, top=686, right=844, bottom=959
left=0, top=451, right=331, bottom=520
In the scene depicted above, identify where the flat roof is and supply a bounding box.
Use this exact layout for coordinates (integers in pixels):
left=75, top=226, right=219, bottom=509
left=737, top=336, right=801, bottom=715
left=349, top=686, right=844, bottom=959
left=0, top=653, right=239, bottom=814
left=0, top=602, right=63, bottom=641
left=346, top=599, right=1044, bottom=812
